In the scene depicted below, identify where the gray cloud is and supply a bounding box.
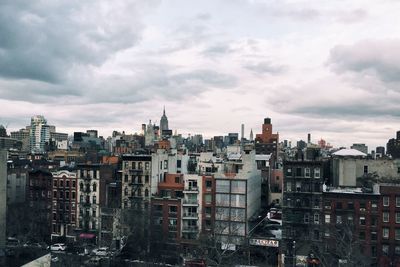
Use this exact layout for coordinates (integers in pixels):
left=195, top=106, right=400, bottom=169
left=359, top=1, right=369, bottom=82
left=328, top=39, right=400, bottom=82
left=243, top=61, right=287, bottom=75
left=0, top=0, right=149, bottom=83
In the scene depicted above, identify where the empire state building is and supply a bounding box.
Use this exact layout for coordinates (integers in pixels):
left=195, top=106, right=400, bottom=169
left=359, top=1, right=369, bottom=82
left=160, top=107, right=169, bottom=131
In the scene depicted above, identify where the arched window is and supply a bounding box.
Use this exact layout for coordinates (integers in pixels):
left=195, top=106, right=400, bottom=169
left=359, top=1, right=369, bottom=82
left=86, top=183, right=90, bottom=193
left=124, top=187, right=128, bottom=196
left=92, top=182, right=97, bottom=192
left=137, top=188, right=142, bottom=197
left=145, top=188, right=149, bottom=197
left=80, top=182, right=84, bottom=191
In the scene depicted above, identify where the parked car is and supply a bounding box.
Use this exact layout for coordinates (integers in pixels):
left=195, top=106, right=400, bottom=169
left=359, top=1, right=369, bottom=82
left=23, top=241, right=44, bottom=248
left=91, top=247, right=109, bottom=256
left=50, top=243, right=66, bottom=251
left=6, top=237, right=20, bottom=247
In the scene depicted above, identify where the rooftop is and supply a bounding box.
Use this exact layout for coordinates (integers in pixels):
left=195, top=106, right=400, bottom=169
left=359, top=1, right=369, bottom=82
left=332, top=148, right=367, bottom=157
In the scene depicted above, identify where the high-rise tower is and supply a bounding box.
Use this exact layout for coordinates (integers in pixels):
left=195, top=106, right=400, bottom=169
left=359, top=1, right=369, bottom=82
left=160, top=107, right=169, bottom=131
left=29, top=115, right=50, bottom=153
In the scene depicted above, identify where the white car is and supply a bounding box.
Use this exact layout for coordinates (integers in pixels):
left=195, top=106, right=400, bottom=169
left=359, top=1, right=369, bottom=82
left=50, top=243, right=66, bottom=251
left=92, top=247, right=109, bottom=256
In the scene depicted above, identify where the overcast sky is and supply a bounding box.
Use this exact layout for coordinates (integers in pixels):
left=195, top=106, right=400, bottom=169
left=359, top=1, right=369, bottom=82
left=1, top=0, right=400, bottom=150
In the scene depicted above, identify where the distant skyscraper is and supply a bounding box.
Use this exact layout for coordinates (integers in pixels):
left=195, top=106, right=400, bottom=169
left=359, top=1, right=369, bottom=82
left=29, top=115, right=50, bottom=153
left=160, top=107, right=169, bottom=131
left=351, top=143, right=368, bottom=155
left=250, top=129, right=254, bottom=141
left=241, top=124, right=245, bottom=141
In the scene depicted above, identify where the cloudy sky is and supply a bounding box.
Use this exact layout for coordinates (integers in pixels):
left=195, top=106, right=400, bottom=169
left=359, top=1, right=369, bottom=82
left=1, top=0, right=400, bottom=150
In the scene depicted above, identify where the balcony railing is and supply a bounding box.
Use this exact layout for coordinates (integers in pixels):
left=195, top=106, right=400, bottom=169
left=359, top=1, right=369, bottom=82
left=183, top=187, right=198, bottom=192
left=183, top=199, right=199, bottom=205
left=183, top=212, right=198, bottom=218
left=182, top=226, right=199, bottom=232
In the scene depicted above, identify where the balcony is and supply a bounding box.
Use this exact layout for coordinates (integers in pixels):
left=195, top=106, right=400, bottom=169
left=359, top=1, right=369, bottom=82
left=182, top=226, right=199, bottom=232
left=129, top=169, right=143, bottom=174
left=183, top=187, right=199, bottom=193
left=183, top=199, right=199, bottom=206
left=182, top=212, right=198, bottom=219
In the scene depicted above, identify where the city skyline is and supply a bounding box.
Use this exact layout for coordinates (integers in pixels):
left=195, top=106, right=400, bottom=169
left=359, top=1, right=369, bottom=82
left=1, top=1, right=400, bottom=149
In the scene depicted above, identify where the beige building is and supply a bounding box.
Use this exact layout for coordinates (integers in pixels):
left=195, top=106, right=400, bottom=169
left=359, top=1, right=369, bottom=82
left=332, top=149, right=400, bottom=186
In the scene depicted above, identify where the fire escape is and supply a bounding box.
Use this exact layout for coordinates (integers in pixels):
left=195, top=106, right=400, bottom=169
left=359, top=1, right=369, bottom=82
left=282, top=162, right=323, bottom=266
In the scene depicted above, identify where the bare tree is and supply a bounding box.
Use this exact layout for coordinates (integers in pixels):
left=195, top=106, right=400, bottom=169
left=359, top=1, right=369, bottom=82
left=313, top=222, right=371, bottom=267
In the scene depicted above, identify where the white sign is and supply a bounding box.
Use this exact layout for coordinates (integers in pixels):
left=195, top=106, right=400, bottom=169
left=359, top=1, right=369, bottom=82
left=249, top=238, right=279, bottom=247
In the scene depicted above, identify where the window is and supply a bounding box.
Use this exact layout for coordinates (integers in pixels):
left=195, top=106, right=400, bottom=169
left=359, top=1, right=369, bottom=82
left=359, top=201, right=366, bottom=211
left=177, top=160, right=181, bottom=168
left=92, top=183, right=97, bottom=192
left=371, top=217, right=377, bottom=226
left=313, top=230, right=320, bottom=240
left=204, top=194, right=212, bottom=204
left=164, top=160, right=168, bottom=170
left=314, top=168, right=320, bottom=178
left=371, top=231, right=377, bottom=240
left=60, top=180, right=64, bottom=187
left=359, top=231, right=365, bottom=240
left=372, top=246, right=377, bottom=257
left=205, top=207, right=212, bottom=215
left=169, top=206, right=177, bottom=213
left=66, top=181, right=70, bottom=188
left=296, top=167, right=302, bottom=177
left=124, top=175, right=128, bottom=183
left=206, top=180, right=212, bottom=189
left=383, top=228, right=389, bottom=239
left=54, top=180, right=58, bottom=187
left=336, top=215, right=342, bottom=224
left=396, top=246, right=400, bottom=256
left=216, top=180, right=230, bottom=193
left=348, top=201, right=354, bottom=210
left=145, top=175, right=149, bottom=183
left=336, top=202, right=343, bottom=210
left=382, top=245, right=389, bottom=255
left=305, top=168, right=310, bottom=178
left=383, top=212, right=389, bottom=223
left=80, top=182, right=84, bottom=191
left=175, top=176, right=180, bottom=183
left=396, top=213, right=400, bottom=224
left=92, top=196, right=96, bottom=204
left=363, top=165, right=368, bottom=174
left=396, top=229, right=400, bottom=240
left=145, top=162, right=150, bottom=170
left=383, top=196, right=389, bottom=207
left=348, top=215, right=354, bottom=224
left=145, top=189, right=149, bottom=197
left=324, top=200, right=331, bottom=209
left=359, top=216, right=366, bottom=226
left=286, top=181, right=292, bottom=192
left=396, top=197, right=400, bottom=207
left=314, top=213, right=319, bottom=224
left=231, top=180, right=246, bottom=194
left=371, top=201, right=377, bottom=209
left=230, top=194, right=245, bottom=208
left=72, top=181, right=76, bottom=188
left=285, top=168, right=292, bottom=177
left=53, top=191, right=57, bottom=198
left=138, top=162, right=143, bottom=170
left=65, top=191, right=70, bottom=199
left=325, top=214, right=330, bottom=224
left=160, top=161, right=162, bottom=169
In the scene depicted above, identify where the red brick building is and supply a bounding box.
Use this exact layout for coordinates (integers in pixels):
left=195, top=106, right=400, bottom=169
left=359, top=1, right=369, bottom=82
left=27, top=169, right=53, bottom=243
left=322, top=188, right=380, bottom=265
left=51, top=170, right=78, bottom=243
left=379, top=184, right=400, bottom=266
left=151, top=173, right=184, bottom=262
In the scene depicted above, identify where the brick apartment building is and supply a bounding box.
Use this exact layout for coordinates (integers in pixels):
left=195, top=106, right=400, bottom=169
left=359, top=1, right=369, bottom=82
left=51, top=169, right=78, bottom=242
